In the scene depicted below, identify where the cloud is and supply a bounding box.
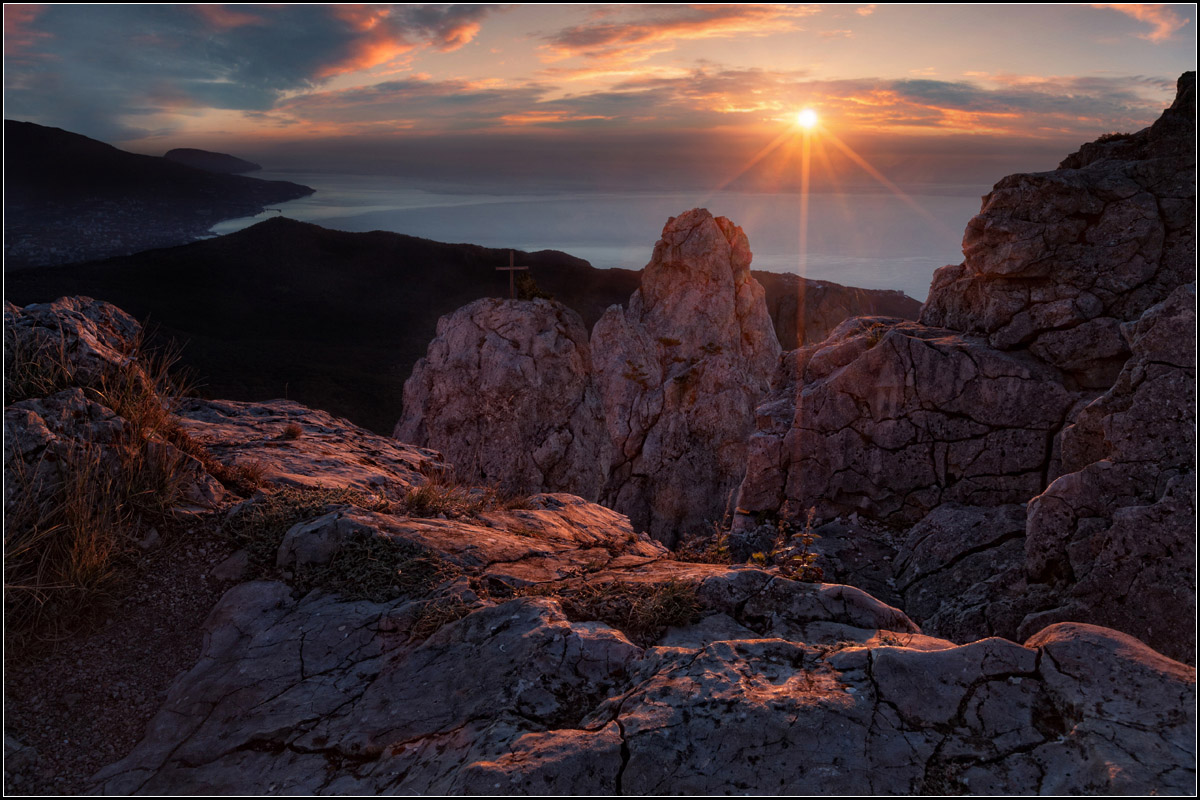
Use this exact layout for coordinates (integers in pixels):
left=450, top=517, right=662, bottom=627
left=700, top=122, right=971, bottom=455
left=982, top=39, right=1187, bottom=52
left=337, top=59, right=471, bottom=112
left=539, top=5, right=821, bottom=64
left=856, top=5, right=878, bottom=16
left=3, top=4, right=500, bottom=139
left=1092, top=4, right=1190, bottom=42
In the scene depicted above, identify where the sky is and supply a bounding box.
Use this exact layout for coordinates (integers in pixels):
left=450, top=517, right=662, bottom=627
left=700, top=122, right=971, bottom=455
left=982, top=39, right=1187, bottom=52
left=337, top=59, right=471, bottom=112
left=4, top=4, right=1197, bottom=190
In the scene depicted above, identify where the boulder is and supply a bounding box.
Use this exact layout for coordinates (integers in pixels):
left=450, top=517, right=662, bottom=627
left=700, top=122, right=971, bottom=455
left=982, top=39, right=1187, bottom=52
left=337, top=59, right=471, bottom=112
left=5, top=296, right=144, bottom=394
left=593, top=209, right=781, bottom=544
left=394, top=298, right=608, bottom=499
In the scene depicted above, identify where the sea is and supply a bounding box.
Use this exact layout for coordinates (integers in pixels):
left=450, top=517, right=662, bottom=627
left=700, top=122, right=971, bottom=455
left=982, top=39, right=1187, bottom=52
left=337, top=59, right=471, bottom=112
left=212, top=171, right=991, bottom=301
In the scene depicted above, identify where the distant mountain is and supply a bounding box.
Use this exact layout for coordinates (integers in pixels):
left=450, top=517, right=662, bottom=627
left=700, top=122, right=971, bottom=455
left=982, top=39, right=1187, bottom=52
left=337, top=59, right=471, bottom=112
left=5, top=217, right=921, bottom=434
left=163, top=148, right=262, bottom=174
left=3, top=120, right=313, bottom=267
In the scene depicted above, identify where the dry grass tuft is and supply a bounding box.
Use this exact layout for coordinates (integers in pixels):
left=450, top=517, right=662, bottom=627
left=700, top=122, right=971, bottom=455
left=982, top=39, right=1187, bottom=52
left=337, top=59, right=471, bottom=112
left=403, top=473, right=531, bottom=519
left=522, top=579, right=701, bottom=647
left=223, top=485, right=390, bottom=571
left=3, top=325, right=233, bottom=641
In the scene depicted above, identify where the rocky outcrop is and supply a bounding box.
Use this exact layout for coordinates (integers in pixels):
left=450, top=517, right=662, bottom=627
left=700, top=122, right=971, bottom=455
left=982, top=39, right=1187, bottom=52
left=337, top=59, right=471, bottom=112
left=920, top=72, right=1195, bottom=390
left=734, top=73, right=1196, bottom=660
left=592, top=209, right=781, bottom=545
left=735, top=316, right=1075, bottom=526
left=3, top=295, right=1191, bottom=795
left=4, top=298, right=223, bottom=521
left=394, top=298, right=607, bottom=498
left=396, top=209, right=783, bottom=545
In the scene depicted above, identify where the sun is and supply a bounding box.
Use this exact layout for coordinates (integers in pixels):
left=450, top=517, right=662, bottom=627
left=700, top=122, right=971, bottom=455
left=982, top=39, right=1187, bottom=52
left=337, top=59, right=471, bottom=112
left=796, top=108, right=818, bottom=129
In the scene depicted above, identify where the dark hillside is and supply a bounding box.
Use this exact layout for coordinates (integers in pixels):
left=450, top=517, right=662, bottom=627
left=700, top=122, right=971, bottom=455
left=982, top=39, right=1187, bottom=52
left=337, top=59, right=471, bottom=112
left=6, top=217, right=920, bottom=434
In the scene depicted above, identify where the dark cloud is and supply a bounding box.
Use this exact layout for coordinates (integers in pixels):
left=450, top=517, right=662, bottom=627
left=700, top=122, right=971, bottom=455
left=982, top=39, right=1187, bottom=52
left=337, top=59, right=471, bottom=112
left=3, top=4, right=498, bottom=140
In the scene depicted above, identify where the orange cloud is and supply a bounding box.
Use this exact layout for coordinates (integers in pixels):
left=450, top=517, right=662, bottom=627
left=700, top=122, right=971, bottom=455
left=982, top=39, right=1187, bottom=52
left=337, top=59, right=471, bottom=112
left=192, top=5, right=265, bottom=30
left=1092, top=4, right=1190, bottom=41
left=856, top=5, right=878, bottom=16
left=4, top=4, right=52, bottom=59
left=540, top=5, right=821, bottom=64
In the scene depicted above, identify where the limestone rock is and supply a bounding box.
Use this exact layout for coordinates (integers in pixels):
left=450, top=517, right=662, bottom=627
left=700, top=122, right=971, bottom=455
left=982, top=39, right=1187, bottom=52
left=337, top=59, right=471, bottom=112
left=892, top=503, right=1048, bottom=643
left=921, top=72, right=1195, bottom=389
left=90, top=517, right=1195, bottom=795
left=735, top=316, right=1075, bottom=527
left=1019, top=284, right=1195, bottom=662
left=394, top=297, right=608, bottom=499
left=593, top=209, right=781, bottom=544
left=178, top=397, right=445, bottom=496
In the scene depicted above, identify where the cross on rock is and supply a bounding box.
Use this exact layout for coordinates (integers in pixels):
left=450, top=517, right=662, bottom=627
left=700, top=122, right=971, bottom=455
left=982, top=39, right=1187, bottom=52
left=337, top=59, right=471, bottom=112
left=496, top=250, right=530, bottom=300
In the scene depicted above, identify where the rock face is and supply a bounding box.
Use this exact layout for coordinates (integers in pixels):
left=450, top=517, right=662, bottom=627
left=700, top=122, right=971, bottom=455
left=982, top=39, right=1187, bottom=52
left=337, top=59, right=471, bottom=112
left=394, top=297, right=608, bottom=499
left=1020, top=284, right=1195, bottom=661
left=734, top=72, right=1196, bottom=661
left=736, top=316, right=1074, bottom=526
left=592, top=209, right=782, bottom=545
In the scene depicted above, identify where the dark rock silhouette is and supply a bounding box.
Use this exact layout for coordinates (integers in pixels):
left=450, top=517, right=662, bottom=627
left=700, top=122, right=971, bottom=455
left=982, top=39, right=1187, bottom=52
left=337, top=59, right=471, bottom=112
left=163, top=148, right=262, bottom=174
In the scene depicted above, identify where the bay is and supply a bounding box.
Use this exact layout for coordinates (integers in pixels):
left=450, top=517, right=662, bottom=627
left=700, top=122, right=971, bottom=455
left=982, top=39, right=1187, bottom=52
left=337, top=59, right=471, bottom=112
left=213, top=171, right=989, bottom=300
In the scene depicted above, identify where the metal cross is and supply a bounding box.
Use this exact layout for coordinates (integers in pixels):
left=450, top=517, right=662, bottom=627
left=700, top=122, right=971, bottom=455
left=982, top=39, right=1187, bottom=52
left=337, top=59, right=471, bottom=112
left=495, top=250, right=530, bottom=300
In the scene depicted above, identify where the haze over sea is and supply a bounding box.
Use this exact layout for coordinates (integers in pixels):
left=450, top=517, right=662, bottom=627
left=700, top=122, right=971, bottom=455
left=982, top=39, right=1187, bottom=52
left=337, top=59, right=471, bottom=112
left=212, top=171, right=985, bottom=301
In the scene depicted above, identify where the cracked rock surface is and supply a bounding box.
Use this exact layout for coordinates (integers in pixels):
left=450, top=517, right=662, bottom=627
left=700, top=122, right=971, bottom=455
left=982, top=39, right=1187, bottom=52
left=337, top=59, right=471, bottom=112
left=394, top=297, right=608, bottom=499
left=90, top=476, right=1195, bottom=795
left=5, top=295, right=1191, bottom=795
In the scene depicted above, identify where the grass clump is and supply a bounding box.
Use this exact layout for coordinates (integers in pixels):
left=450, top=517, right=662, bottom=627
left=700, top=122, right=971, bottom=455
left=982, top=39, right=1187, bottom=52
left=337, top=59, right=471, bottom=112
left=293, top=534, right=457, bottom=603
left=403, top=475, right=531, bottom=519
left=748, top=507, right=824, bottom=582
left=524, top=579, right=701, bottom=647
left=223, top=485, right=388, bottom=571
left=3, top=326, right=221, bottom=641
left=409, top=598, right=475, bottom=640
left=280, top=422, right=303, bottom=440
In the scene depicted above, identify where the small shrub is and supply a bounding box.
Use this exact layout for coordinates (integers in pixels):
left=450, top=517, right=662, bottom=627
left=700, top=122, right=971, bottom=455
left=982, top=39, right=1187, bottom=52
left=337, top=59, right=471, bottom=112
left=700, top=342, right=723, bottom=356
left=656, top=336, right=682, bottom=347
left=675, top=522, right=733, bottom=564
left=1095, top=131, right=1132, bottom=144
left=769, top=508, right=824, bottom=583
left=524, top=579, right=701, bottom=646
left=515, top=271, right=554, bottom=301
left=281, top=422, right=303, bottom=440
